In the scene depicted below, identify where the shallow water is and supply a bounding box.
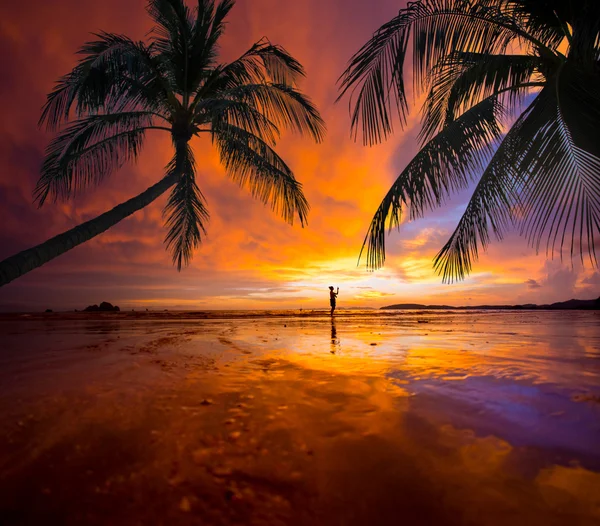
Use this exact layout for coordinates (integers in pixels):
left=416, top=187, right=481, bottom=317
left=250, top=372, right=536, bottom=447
left=0, top=310, right=599, bottom=525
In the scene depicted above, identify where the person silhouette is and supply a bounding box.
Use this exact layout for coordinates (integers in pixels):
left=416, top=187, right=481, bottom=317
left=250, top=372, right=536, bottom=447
left=329, top=286, right=339, bottom=316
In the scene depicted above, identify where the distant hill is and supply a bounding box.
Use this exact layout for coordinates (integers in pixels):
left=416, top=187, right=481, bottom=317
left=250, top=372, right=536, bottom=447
left=381, top=297, right=600, bottom=311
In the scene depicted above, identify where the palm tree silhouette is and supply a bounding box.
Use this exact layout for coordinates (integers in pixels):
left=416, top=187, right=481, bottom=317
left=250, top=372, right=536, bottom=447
left=338, top=0, right=600, bottom=281
left=0, top=0, right=325, bottom=287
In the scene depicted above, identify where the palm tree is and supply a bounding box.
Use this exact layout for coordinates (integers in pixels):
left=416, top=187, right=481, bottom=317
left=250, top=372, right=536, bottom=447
left=0, top=0, right=325, bottom=287
left=338, top=0, right=600, bottom=281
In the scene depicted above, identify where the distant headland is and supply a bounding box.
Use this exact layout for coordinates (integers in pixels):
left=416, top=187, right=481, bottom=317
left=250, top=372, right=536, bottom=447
left=381, top=298, right=600, bottom=311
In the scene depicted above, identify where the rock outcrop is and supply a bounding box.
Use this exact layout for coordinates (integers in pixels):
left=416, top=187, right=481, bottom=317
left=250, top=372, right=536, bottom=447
left=83, top=302, right=120, bottom=312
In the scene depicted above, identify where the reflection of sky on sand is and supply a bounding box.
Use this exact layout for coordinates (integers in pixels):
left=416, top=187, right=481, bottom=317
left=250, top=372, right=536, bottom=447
left=405, top=376, right=600, bottom=467
left=210, top=312, right=600, bottom=467
left=0, top=311, right=599, bottom=524
left=192, top=312, right=599, bottom=518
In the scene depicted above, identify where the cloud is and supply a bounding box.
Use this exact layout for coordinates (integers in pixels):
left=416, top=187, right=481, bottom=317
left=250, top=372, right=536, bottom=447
left=540, top=261, right=578, bottom=298
left=353, top=290, right=395, bottom=300
left=581, top=272, right=600, bottom=286
left=525, top=279, right=541, bottom=289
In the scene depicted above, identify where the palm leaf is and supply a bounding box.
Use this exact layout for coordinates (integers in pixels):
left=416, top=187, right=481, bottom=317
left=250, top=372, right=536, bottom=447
left=189, top=0, right=235, bottom=76
left=190, top=37, right=306, bottom=115
left=436, top=78, right=600, bottom=281
left=361, top=95, right=505, bottom=269
left=337, top=0, right=523, bottom=145
left=505, top=0, right=571, bottom=52
left=39, top=34, right=172, bottom=130
left=195, top=98, right=280, bottom=145
left=163, top=143, right=210, bottom=270
left=36, top=112, right=157, bottom=204
left=147, top=0, right=194, bottom=96
left=421, top=51, right=543, bottom=141
left=147, top=0, right=193, bottom=49
left=568, top=0, right=600, bottom=62
left=225, top=38, right=306, bottom=86
left=516, top=81, right=600, bottom=264
left=554, top=63, right=600, bottom=159
left=214, top=124, right=309, bottom=226
left=217, top=83, right=325, bottom=143
left=432, top=102, right=535, bottom=281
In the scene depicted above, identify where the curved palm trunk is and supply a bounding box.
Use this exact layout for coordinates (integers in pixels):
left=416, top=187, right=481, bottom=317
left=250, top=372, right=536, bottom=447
left=0, top=174, right=178, bottom=287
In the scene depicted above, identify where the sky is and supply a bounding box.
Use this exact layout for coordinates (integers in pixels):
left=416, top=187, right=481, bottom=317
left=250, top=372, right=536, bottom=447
left=0, top=0, right=599, bottom=311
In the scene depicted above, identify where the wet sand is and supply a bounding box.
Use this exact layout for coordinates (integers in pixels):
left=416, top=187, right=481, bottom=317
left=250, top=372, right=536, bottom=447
left=0, top=310, right=599, bottom=525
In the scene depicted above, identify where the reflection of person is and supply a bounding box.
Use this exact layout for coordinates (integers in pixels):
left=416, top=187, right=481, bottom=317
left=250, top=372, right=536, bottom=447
left=330, top=317, right=338, bottom=354
left=329, top=286, right=339, bottom=316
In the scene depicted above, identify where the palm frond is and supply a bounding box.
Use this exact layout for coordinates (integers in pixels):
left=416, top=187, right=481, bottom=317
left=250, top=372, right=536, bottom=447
left=254, top=40, right=305, bottom=86
left=337, top=0, right=522, bottom=145
left=223, top=37, right=305, bottom=86
left=420, top=51, right=543, bottom=142
left=147, top=0, right=194, bottom=95
left=39, top=33, right=172, bottom=130
left=507, top=0, right=600, bottom=61
left=516, top=81, right=600, bottom=265
left=202, top=0, right=236, bottom=46
left=555, top=64, right=600, bottom=159
left=163, top=143, right=210, bottom=270
left=190, top=0, right=235, bottom=75
left=436, top=79, right=600, bottom=281
left=214, top=124, right=309, bottom=226
left=147, top=0, right=193, bottom=47
left=191, top=37, right=306, bottom=113
left=215, top=83, right=325, bottom=143
left=196, top=98, right=280, bottom=145
left=568, top=0, right=600, bottom=62
left=360, top=95, right=505, bottom=269
left=432, top=105, right=533, bottom=281
left=505, top=0, right=570, bottom=52
left=35, top=112, right=157, bottom=205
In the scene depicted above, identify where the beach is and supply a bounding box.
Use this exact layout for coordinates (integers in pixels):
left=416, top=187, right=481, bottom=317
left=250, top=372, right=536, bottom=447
left=0, top=310, right=599, bottom=525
